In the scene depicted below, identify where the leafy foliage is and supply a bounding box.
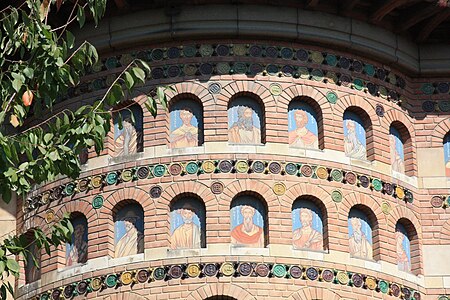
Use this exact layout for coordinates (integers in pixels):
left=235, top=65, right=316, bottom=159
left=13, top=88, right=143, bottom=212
left=0, top=0, right=168, bottom=297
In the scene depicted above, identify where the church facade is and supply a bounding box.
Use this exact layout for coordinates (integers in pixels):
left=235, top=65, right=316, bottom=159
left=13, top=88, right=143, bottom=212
left=12, top=1, right=450, bottom=299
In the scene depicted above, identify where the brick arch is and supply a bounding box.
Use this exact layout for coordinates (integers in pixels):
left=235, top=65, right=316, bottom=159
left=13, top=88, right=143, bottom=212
left=217, top=80, right=278, bottom=143
left=164, top=81, right=214, bottom=109
left=219, top=179, right=278, bottom=245
left=157, top=180, right=218, bottom=247
left=219, top=180, right=278, bottom=211
left=53, top=208, right=91, bottom=271
left=98, top=187, right=156, bottom=258
left=287, top=286, right=342, bottom=300
left=388, top=206, right=422, bottom=237
left=383, top=109, right=417, bottom=176
left=186, top=283, right=256, bottom=300
left=334, top=94, right=379, bottom=126
left=339, top=192, right=385, bottom=261
left=388, top=207, right=423, bottom=275
left=158, top=180, right=217, bottom=210
left=431, top=118, right=450, bottom=147
left=101, top=292, right=149, bottom=300
left=54, top=199, right=97, bottom=224
left=333, top=94, right=380, bottom=161
left=283, top=181, right=340, bottom=250
left=278, top=84, right=334, bottom=150
left=284, top=182, right=334, bottom=251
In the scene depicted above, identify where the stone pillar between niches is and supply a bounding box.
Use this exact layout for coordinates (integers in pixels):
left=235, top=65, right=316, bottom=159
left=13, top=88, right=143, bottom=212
left=417, top=148, right=446, bottom=182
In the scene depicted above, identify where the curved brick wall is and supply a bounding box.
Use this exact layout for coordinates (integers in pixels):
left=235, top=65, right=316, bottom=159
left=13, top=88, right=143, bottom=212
left=15, top=5, right=450, bottom=300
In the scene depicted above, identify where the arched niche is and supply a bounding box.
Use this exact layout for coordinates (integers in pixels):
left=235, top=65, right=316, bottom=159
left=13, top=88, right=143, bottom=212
left=291, top=196, right=327, bottom=251
left=444, top=132, right=450, bottom=177
left=228, top=95, right=264, bottom=145
left=169, top=195, right=206, bottom=250
left=396, top=218, right=420, bottom=274
left=65, top=213, right=88, bottom=266
left=112, top=104, right=143, bottom=157
left=114, top=203, right=144, bottom=258
left=24, top=230, right=41, bottom=283
left=389, top=125, right=405, bottom=174
left=230, top=194, right=267, bottom=248
left=389, top=121, right=413, bottom=176
left=169, top=98, right=204, bottom=148
left=343, top=108, right=372, bottom=161
left=288, top=98, right=321, bottom=150
left=348, top=207, right=374, bottom=260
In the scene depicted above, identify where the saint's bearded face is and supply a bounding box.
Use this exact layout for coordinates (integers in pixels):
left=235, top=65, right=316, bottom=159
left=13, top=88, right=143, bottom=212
left=300, top=209, right=313, bottom=227
left=241, top=207, right=256, bottom=232
left=181, top=209, right=194, bottom=224
left=240, top=108, right=254, bottom=131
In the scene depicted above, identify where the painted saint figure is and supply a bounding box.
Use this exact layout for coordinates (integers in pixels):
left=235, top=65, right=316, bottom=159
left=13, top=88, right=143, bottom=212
left=115, top=209, right=144, bottom=258
left=288, top=109, right=318, bottom=149
left=66, top=223, right=88, bottom=266
left=229, top=106, right=261, bottom=144
left=25, top=243, right=40, bottom=283
left=344, top=119, right=366, bottom=160
left=390, top=135, right=405, bottom=173
left=170, top=205, right=201, bottom=249
left=395, top=231, right=411, bottom=272
left=170, top=108, right=199, bottom=148
left=292, top=208, right=323, bottom=250
left=114, top=116, right=138, bottom=156
left=348, top=217, right=372, bottom=259
left=231, top=205, right=264, bottom=247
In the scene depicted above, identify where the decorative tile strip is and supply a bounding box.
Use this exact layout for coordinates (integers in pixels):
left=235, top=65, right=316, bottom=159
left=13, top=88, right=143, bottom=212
left=24, top=159, right=414, bottom=212
left=430, top=195, right=450, bottom=208
left=35, top=261, right=419, bottom=300
left=60, top=44, right=406, bottom=106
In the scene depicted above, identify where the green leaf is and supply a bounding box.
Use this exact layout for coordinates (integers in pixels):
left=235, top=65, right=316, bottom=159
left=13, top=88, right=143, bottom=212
left=44, top=133, right=53, bottom=144
left=117, top=112, right=123, bottom=130
left=5, top=259, right=19, bottom=273
left=145, top=96, right=157, bottom=117
left=0, top=261, right=4, bottom=275
left=77, top=5, right=85, bottom=28
left=12, top=78, right=22, bottom=93
left=23, top=67, right=34, bottom=79
left=66, top=31, right=75, bottom=49
left=124, top=71, right=134, bottom=91
left=132, top=67, right=145, bottom=84
left=156, top=87, right=167, bottom=111
left=137, top=59, right=151, bottom=74
left=107, top=83, right=124, bottom=106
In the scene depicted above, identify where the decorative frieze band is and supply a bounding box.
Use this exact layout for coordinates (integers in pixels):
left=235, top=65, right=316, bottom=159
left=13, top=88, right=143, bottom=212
left=25, top=159, right=414, bottom=212
left=35, top=260, right=421, bottom=300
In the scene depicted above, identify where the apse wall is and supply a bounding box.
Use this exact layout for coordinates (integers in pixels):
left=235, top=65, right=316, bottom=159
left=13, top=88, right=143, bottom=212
left=16, top=5, right=450, bottom=300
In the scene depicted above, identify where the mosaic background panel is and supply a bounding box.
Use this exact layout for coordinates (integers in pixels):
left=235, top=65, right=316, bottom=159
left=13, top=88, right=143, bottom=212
left=390, top=127, right=405, bottom=174
left=228, top=97, right=262, bottom=145
left=170, top=100, right=203, bottom=148
left=343, top=112, right=366, bottom=160
left=114, top=204, right=144, bottom=257
left=292, top=200, right=323, bottom=251
left=170, top=198, right=205, bottom=249
left=395, top=223, right=411, bottom=272
left=230, top=196, right=265, bottom=248
left=113, top=105, right=143, bottom=157
left=65, top=216, right=88, bottom=266
left=348, top=209, right=373, bottom=260
left=288, top=101, right=319, bottom=149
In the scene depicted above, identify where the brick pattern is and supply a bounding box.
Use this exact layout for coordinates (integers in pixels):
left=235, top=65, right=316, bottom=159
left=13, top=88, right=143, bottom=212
left=15, top=40, right=450, bottom=299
